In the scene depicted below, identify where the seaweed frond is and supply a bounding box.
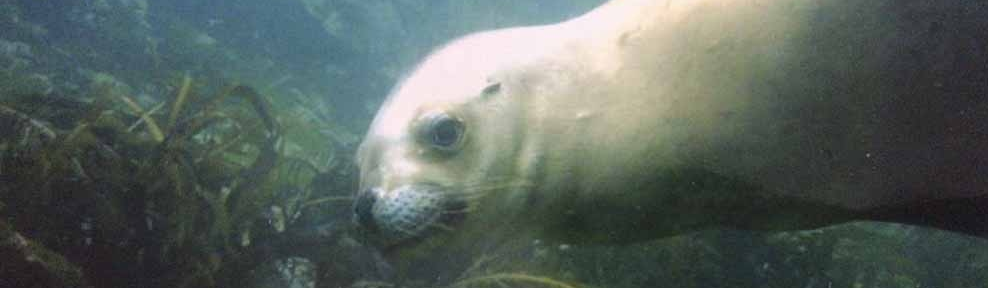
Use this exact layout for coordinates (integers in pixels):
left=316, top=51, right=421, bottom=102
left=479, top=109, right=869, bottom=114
left=450, top=273, right=583, bottom=288
left=119, top=93, right=165, bottom=141
left=167, top=72, right=193, bottom=129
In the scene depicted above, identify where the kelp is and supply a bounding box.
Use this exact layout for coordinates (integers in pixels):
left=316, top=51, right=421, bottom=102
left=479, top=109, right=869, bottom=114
left=134, top=82, right=284, bottom=287
left=450, top=273, right=584, bottom=288
left=0, top=220, right=94, bottom=288
left=0, top=75, right=349, bottom=288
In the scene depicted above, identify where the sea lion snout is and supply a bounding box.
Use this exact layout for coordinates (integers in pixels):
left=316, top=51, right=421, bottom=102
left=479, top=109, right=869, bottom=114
left=353, top=188, right=381, bottom=234
left=352, top=184, right=467, bottom=246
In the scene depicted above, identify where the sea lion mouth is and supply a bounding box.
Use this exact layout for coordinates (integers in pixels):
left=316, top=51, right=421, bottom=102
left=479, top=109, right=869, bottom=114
left=353, top=184, right=468, bottom=247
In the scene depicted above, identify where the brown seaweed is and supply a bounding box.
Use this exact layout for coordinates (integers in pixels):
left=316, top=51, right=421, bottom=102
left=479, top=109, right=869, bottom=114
left=0, top=77, right=350, bottom=288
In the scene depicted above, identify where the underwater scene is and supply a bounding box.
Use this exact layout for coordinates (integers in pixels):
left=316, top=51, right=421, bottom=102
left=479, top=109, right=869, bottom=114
left=1, top=0, right=987, bottom=287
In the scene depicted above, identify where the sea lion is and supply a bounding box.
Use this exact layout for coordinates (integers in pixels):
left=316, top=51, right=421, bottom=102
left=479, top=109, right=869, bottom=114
left=352, top=0, right=988, bottom=262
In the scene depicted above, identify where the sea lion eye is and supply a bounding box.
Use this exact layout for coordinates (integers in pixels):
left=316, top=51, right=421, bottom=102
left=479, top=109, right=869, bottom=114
left=419, top=112, right=465, bottom=152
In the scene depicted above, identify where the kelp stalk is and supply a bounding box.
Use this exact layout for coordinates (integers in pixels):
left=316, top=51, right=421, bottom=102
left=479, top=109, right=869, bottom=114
left=0, top=220, right=94, bottom=288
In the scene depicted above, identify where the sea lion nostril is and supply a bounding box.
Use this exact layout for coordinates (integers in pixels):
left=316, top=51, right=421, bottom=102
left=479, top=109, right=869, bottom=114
left=353, top=189, right=379, bottom=233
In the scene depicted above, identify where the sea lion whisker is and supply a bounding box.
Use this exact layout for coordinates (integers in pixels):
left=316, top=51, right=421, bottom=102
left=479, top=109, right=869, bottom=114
left=430, top=222, right=456, bottom=232
left=449, top=193, right=487, bottom=201
left=459, top=181, right=532, bottom=193
left=394, top=226, right=418, bottom=237
left=442, top=207, right=475, bottom=214
left=455, top=176, right=520, bottom=187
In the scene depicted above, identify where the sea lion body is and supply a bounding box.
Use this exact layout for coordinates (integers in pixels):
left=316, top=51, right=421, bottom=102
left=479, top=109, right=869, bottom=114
left=354, top=0, right=988, bottom=258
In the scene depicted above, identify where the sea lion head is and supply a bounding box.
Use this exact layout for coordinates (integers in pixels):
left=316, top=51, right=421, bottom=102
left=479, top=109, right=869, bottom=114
left=352, top=27, right=562, bottom=255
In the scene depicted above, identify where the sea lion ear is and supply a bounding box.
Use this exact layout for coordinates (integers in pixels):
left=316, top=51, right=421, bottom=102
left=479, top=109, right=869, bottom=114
left=481, top=82, right=502, bottom=96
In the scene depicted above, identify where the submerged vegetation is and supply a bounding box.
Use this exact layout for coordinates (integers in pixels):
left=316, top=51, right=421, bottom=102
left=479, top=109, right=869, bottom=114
left=0, top=75, right=357, bottom=287
left=0, top=0, right=987, bottom=287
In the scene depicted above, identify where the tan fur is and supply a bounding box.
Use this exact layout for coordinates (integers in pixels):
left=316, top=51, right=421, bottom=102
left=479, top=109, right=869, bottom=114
left=358, top=0, right=988, bottom=259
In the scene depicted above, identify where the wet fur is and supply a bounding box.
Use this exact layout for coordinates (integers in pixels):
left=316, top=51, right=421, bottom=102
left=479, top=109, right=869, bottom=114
left=356, top=0, right=988, bottom=262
